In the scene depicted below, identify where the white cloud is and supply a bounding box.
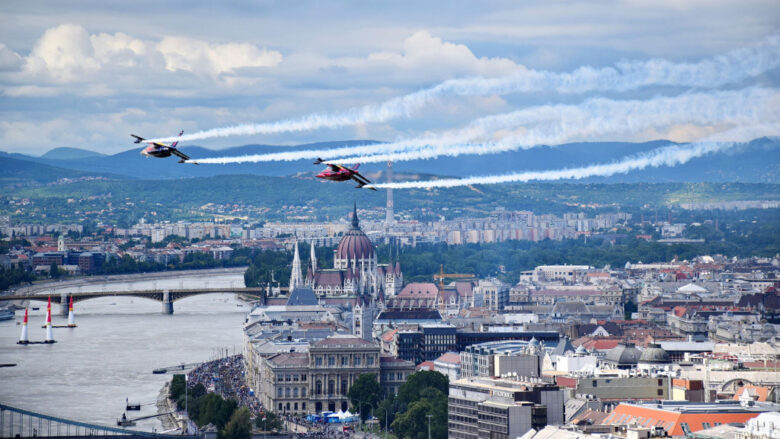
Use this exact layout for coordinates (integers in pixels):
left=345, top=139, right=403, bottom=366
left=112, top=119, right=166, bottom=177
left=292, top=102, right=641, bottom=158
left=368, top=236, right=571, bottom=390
left=156, top=37, right=282, bottom=76
left=366, top=30, right=519, bottom=77
left=2, top=23, right=282, bottom=97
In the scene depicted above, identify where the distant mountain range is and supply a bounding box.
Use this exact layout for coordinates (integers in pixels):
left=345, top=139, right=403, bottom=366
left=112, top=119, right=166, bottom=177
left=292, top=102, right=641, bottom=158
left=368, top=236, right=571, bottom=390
left=1, top=138, right=778, bottom=185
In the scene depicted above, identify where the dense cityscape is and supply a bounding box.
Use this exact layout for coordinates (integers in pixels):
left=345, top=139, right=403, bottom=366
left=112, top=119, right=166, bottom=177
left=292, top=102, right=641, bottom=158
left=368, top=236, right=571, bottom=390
left=2, top=2, right=780, bottom=439
left=2, top=194, right=779, bottom=438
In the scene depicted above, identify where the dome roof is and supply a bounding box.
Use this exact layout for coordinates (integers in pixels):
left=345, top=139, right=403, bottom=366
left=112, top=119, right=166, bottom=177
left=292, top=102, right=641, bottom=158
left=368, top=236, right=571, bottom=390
left=605, top=342, right=641, bottom=365
left=639, top=343, right=671, bottom=364
left=336, top=204, right=375, bottom=261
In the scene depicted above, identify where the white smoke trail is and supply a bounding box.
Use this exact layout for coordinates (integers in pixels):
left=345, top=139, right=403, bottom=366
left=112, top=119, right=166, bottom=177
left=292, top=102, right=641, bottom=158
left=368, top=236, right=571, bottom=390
left=326, top=87, right=780, bottom=164
left=152, top=34, right=780, bottom=144
left=187, top=87, right=778, bottom=165
left=366, top=126, right=779, bottom=190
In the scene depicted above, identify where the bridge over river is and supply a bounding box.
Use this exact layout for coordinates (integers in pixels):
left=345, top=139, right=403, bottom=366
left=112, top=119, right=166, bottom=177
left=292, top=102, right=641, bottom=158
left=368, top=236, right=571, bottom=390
left=0, top=287, right=288, bottom=315
left=0, top=403, right=196, bottom=438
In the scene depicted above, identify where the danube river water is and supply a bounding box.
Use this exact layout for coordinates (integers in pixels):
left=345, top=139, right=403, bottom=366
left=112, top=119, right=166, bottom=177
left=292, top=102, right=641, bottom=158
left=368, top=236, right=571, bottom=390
left=0, top=270, right=250, bottom=432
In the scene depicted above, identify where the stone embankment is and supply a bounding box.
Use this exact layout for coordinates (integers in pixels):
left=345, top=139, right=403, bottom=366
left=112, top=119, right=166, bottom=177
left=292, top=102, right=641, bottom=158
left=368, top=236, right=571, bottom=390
left=156, top=382, right=181, bottom=432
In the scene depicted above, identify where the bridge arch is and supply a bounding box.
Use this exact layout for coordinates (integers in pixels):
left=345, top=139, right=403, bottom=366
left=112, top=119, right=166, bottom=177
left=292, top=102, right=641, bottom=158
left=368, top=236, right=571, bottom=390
left=721, top=377, right=755, bottom=393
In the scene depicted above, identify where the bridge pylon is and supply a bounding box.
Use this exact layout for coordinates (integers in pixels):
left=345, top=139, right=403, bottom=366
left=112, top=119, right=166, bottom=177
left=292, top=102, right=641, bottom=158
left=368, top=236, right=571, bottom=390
left=162, top=290, right=173, bottom=315
left=60, top=292, right=69, bottom=316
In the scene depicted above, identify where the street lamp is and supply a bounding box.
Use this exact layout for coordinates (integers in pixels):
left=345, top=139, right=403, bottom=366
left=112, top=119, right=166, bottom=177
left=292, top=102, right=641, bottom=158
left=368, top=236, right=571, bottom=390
left=184, top=375, right=188, bottom=434
left=381, top=408, right=388, bottom=439
left=427, top=414, right=432, bottom=439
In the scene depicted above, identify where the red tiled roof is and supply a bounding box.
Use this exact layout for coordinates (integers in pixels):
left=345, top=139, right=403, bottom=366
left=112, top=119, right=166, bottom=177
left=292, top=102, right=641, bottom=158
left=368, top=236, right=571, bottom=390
left=434, top=352, right=460, bottom=365
left=416, top=361, right=435, bottom=371
left=381, top=328, right=398, bottom=342
left=398, top=283, right=439, bottom=299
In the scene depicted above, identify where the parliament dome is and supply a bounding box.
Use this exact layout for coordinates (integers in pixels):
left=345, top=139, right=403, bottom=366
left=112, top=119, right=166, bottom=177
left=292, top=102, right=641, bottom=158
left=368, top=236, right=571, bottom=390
left=336, top=204, right=375, bottom=262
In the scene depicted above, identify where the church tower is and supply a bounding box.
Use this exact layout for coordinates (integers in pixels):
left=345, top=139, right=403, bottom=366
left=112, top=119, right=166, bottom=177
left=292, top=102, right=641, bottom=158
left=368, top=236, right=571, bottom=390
left=57, top=235, right=66, bottom=252
left=310, top=241, right=317, bottom=272
left=289, top=241, right=303, bottom=291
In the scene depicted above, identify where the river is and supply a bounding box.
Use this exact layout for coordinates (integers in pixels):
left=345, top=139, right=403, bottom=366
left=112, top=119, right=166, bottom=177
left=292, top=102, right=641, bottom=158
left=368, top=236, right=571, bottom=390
left=0, top=269, right=250, bottom=432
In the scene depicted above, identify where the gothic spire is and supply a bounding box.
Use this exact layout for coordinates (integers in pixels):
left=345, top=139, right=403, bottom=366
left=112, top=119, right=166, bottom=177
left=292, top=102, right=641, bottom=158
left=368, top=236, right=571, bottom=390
left=290, top=240, right=303, bottom=291
left=351, top=202, right=359, bottom=229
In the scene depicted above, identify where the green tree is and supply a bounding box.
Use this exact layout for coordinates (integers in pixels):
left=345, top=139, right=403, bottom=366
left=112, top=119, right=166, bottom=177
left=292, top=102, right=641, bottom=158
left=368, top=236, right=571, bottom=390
left=391, top=388, right=447, bottom=439
left=170, top=374, right=186, bottom=400
left=255, top=410, right=284, bottom=432
left=197, top=393, right=237, bottom=429
left=396, top=371, right=448, bottom=409
left=348, top=373, right=381, bottom=421
left=220, top=407, right=251, bottom=439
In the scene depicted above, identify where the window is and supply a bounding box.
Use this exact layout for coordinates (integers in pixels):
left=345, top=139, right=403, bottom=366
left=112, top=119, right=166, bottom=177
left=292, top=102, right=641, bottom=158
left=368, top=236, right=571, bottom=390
left=302, top=402, right=307, bottom=410
left=702, top=422, right=711, bottom=429
left=341, top=379, right=348, bottom=395
left=279, top=403, right=282, bottom=411
left=658, top=379, right=663, bottom=386
left=397, top=372, right=403, bottom=380
left=342, top=356, right=349, bottom=366
left=328, top=356, right=335, bottom=366
left=657, top=389, right=663, bottom=396
left=285, top=374, right=291, bottom=382
left=315, top=357, right=322, bottom=366
left=680, top=423, right=691, bottom=435
left=367, top=356, right=374, bottom=366
left=302, top=387, right=306, bottom=397
left=592, top=380, right=598, bottom=387
left=293, top=388, right=299, bottom=397
left=294, top=403, right=298, bottom=411
left=301, top=374, right=307, bottom=382
left=285, top=387, right=291, bottom=397
left=277, top=388, right=283, bottom=397
left=355, top=357, right=361, bottom=366
left=316, top=380, right=322, bottom=395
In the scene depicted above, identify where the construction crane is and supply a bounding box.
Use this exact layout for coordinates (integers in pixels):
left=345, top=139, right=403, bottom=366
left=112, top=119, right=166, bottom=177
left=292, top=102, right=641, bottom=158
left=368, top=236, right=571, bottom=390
left=433, top=264, right=475, bottom=288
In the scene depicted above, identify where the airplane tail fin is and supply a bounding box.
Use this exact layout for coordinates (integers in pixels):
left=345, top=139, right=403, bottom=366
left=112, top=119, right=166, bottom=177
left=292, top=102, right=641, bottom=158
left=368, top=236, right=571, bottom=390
left=170, top=130, right=184, bottom=148
left=131, top=134, right=144, bottom=144
left=313, top=158, right=324, bottom=164
left=352, top=164, right=360, bottom=170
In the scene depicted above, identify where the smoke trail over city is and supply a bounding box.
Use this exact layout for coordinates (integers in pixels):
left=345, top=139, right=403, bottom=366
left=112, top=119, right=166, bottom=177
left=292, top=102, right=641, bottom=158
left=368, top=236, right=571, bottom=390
left=152, top=35, right=779, bottom=144
left=189, top=87, right=779, bottom=165
left=366, top=127, right=780, bottom=190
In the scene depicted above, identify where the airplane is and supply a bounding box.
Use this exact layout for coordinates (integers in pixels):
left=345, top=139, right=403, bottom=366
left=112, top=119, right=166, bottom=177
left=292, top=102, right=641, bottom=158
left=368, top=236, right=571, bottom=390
left=130, top=131, right=197, bottom=164
left=314, top=158, right=377, bottom=190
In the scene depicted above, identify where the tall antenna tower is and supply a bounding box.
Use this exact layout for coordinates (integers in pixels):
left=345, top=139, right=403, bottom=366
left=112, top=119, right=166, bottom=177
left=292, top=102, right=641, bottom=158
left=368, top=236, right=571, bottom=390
left=385, top=161, right=394, bottom=226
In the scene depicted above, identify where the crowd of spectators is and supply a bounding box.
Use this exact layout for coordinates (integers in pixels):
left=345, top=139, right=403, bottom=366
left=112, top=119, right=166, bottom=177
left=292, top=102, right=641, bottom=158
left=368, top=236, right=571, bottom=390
left=186, top=354, right=262, bottom=414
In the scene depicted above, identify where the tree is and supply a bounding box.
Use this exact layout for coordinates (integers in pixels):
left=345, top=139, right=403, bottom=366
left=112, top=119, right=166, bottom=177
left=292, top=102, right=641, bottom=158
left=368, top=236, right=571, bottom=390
left=255, top=410, right=283, bottom=432
left=390, top=388, right=447, bottom=439
left=170, top=374, right=186, bottom=400
left=220, top=407, right=251, bottom=439
left=396, top=371, right=448, bottom=409
left=348, top=373, right=381, bottom=421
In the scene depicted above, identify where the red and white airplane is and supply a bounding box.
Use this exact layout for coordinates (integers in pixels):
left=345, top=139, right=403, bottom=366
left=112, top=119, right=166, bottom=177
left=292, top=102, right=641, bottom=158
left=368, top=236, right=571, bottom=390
left=131, top=131, right=196, bottom=163
left=314, top=158, right=376, bottom=190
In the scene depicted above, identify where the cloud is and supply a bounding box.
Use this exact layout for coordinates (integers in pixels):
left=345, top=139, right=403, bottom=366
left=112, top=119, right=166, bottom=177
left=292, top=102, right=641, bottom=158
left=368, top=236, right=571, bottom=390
left=0, top=44, right=24, bottom=72
left=3, top=23, right=282, bottom=96
left=366, top=30, right=519, bottom=77
left=156, top=37, right=282, bottom=76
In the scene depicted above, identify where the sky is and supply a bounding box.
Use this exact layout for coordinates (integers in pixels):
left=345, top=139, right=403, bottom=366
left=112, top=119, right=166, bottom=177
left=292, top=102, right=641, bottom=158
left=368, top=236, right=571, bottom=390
left=0, top=0, right=778, bottom=156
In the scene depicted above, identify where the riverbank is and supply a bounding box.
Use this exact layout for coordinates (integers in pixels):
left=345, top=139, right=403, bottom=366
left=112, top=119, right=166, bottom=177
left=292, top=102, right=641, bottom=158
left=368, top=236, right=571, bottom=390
left=156, top=382, right=180, bottom=432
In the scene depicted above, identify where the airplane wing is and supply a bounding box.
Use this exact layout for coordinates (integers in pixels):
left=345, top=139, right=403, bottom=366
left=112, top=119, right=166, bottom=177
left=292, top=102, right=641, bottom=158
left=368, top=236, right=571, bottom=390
left=171, top=149, right=195, bottom=164
left=351, top=172, right=377, bottom=191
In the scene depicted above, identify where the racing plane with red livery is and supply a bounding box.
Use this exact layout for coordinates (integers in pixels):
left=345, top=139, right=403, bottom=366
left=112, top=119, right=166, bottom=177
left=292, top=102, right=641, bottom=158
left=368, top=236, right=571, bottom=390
left=131, top=131, right=196, bottom=164
left=314, top=158, right=376, bottom=190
